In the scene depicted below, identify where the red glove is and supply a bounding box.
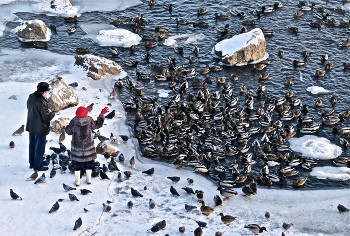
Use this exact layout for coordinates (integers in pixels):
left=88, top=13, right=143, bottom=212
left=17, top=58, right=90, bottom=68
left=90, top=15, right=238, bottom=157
left=101, top=107, right=110, bottom=115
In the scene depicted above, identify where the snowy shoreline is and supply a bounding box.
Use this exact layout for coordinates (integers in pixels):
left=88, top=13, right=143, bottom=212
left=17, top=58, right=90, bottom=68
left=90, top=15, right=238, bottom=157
left=0, top=49, right=349, bottom=235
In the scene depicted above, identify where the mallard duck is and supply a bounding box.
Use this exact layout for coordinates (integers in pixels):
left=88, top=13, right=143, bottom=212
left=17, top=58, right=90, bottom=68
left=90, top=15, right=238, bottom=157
left=301, top=4, right=315, bottom=11
left=234, top=175, right=247, bottom=184
left=250, top=180, right=258, bottom=194
left=230, top=9, right=245, bottom=17
left=76, top=47, right=89, bottom=53
left=278, top=49, right=285, bottom=58
left=217, top=77, right=226, bottom=84
left=244, top=224, right=268, bottom=234
left=287, top=27, right=299, bottom=33
left=189, top=56, right=198, bottom=63
left=144, top=42, right=157, bottom=49
left=310, top=21, right=322, bottom=28
left=217, top=24, right=230, bottom=34
left=149, top=0, right=155, bottom=6
left=285, top=90, right=293, bottom=99
left=195, top=190, right=205, bottom=202
left=340, top=20, right=350, bottom=27
left=64, top=15, right=78, bottom=22
left=68, top=26, right=76, bottom=34
left=294, top=11, right=303, bottom=18
left=162, top=4, right=172, bottom=13
left=274, top=2, right=282, bottom=8
left=197, top=8, right=207, bottom=15
left=216, top=187, right=237, bottom=200
left=123, top=60, right=139, bottom=67
left=109, top=47, right=119, bottom=55
left=321, top=109, right=334, bottom=116
left=193, top=22, right=209, bottom=27
left=110, top=18, right=121, bottom=27
left=157, top=32, right=165, bottom=41
left=213, top=195, right=223, bottom=206
left=293, top=60, right=305, bottom=66
left=284, top=79, right=293, bottom=86
left=302, top=50, right=310, bottom=59
left=325, top=62, right=333, bottom=71
left=154, top=26, right=169, bottom=33
left=175, top=18, right=190, bottom=25
left=242, top=19, right=255, bottom=25
left=315, top=70, right=325, bottom=77
left=141, top=34, right=156, bottom=40
left=192, top=45, right=199, bottom=54
left=242, top=185, right=254, bottom=196
left=174, top=47, right=184, bottom=54
left=339, top=110, right=350, bottom=119
left=261, top=6, right=274, bottom=13
left=335, top=8, right=346, bottom=14
left=215, top=13, right=230, bottom=20
left=194, top=227, right=203, bottom=236
left=129, top=45, right=136, bottom=51
left=340, top=39, right=350, bottom=47
left=258, top=73, right=269, bottom=80
left=330, top=95, right=337, bottom=105
left=343, top=63, right=350, bottom=70
left=219, top=213, right=236, bottom=225
left=200, top=201, right=214, bottom=216
left=293, top=178, right=307, bottom=187
left=314, top=98, right=322, bottom=107
left=32, top=42, right=48, bottom=49
left=132, top=87, right=143, bottom=96
left=252, top=64, right=266, bottom=70
left=324, top=18, right=336, bottom=26
left=49, top=24, right=57, bottom=33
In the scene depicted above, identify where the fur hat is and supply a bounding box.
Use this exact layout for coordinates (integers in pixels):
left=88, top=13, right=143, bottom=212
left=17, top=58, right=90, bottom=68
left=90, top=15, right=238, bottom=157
left=76, top=106, right=88, bottom=118
left=37, top=82, right=50, bottom=93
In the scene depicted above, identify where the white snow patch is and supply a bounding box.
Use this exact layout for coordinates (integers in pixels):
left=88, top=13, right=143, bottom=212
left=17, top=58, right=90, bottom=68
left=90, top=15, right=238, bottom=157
left=35, top=0, right=79, bottom=17
left=95, top=29, right=142, bottom=47
left=306, top=86, right=328, bottom=94
left=289, top=135, right=342, bottom=160
left=164, top=33, right=205, bottom=47
left=157, top=89, right=171, bottom=98
left=310, top=166, right=350, bottom=180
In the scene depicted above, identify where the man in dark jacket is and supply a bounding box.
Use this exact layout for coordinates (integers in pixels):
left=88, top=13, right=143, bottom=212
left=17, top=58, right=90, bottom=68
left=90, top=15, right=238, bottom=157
left=26, top=82, right=55, bottom=181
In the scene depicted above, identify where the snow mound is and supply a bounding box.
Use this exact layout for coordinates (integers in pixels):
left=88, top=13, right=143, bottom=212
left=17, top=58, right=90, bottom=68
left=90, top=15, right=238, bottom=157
left=35, top=0, right=79, bottom=17
left=157, top=89, right=171, bottom=98
left=310, top=167, right=350, bottom=181
left=289, top=135, right=342, bottom=160
left=306, top=86, right=328, bottom=95
left=164, top=33, right=205, bottom=48
left=95, top=29, right=142, bottom=47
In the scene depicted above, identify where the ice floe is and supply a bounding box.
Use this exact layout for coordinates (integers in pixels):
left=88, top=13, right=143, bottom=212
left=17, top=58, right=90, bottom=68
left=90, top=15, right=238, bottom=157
left=288, top=135, right=342, bottom=160
left=164, top=33, right=205, bottom=48
left=306, top=86, right=328, bottom=95
left=310, top=166, right=350, bottom=180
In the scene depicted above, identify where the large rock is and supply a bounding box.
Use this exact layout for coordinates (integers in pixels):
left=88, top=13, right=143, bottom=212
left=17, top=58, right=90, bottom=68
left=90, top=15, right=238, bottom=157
left=15, top=20, right=50, bottom=42
left=96, top=141, right=117, bottom=155
left=214, top=28, right=267, bottom=65
left=74, top=54, right=123, bottom=80
left=48, top=75, right=79, bottom=112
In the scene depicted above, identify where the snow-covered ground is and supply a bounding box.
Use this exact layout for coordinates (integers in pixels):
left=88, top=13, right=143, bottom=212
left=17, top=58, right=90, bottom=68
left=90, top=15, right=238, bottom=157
left=0, top=48, right=350, bottom=236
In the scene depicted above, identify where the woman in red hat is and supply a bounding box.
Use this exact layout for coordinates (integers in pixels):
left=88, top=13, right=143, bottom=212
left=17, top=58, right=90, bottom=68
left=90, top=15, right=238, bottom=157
left=65, top=106, right=109, bottom=186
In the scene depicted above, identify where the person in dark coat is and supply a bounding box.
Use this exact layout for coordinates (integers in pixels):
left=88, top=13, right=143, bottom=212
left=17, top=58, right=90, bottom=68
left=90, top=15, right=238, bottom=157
left=26, top=82, right=55, bottom=181
left=65, top=106, right=109, bottom=186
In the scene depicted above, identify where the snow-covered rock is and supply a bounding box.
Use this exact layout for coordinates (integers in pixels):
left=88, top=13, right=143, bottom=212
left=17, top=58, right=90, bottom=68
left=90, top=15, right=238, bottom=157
left=95, top=29, right=142, bottom=47
left=36, top=0, right=78, bottom=16
left=289, top=135, right=342, bottom=160
left=74, top=54, right=123, bottom=80
left=50, top=117, right=71, bottom=132
left=48, top=75, right=79, bottom=112
left=96, top=141, right=116, bottom=154
left=306, top=86, right=328, bottom=94
left=15, top=20, right=51, bottom=42
left=214, top=28, right=267, bottom=65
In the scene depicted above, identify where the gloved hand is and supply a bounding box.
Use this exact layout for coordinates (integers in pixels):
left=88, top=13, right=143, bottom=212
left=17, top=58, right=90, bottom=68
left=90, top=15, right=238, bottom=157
left=101, top=107, right=110, bottom=115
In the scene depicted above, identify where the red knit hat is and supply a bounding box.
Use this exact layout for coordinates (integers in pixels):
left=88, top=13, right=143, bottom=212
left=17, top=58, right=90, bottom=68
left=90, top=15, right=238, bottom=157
left=76, top=106, right=88, bottom=118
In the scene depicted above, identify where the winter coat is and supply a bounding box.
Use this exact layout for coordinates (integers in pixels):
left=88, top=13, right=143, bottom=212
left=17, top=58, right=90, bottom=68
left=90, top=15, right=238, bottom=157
left=26, top=91, right=55, bottom=136
left=65, top=114, right=105, bottom=162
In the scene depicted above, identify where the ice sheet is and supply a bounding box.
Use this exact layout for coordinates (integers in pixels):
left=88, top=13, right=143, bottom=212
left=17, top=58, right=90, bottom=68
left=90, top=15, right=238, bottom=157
left=311, top=166, right=350, bottom=180
left=307, top=86, right=328, bottom=94
left=164, top=33, right=205, bottom=48
left=289, top=135, right=342, bottom=160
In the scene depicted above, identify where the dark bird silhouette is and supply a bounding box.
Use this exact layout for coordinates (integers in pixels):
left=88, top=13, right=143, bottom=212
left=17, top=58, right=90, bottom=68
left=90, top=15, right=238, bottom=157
left=10, top=189, right=22, bottom=200
left=182, top=186, right=195, bottom=194
left=196, top=221, right=207, bottom=228
left=59, top=127, right=65, bottom=143
left=83, top=208, right=89, bottom=213
left=131, top=188, right=143, bottom=197
left=69, top=193, right=79, bottom=201
left=265, top=211, right=271, bottom=219
left=63, top=183, right=76, bottom=191
left=86, top=103, right=94, bottom=112
left=119, top=135, right=129, bottom=142
left=49, top=24, right=57, bottom=33
left=9, top=141, right=15, bottom=148
left=185, top=204, right=197, bottom=212
left=80, top=189, right=92, bottom=195
left=73, top=217, right=82, bottom=230
left=187, top=178, right=194, bottom=185
left=59, top=143, right=67, bottom=153
left=170, top=186, right=180, bottom=196
left=156, top=220, right=166, bottom=229
left=124, top=171, right=132, bottom=178
left=283, top=222, right=293, bottom=231
left=149, top=224, right=160, bottom=233
left=34, top=173, right=46, bottom=184
left=118, top=153, right=125, bottom=162
left=102, top=203, right=112, bottom=212
left=100, top=170, right=110, bottom=179
left=149, top=199, right=156, bottom=209
left=68, top=82, right=78, bottom=88
left=127, top=200, right=133, bottom=209
left=50, top=147, right=61, bottom=154
left=142, top=167, right=154, bottom=176
left=167, top=176, right=180, bottom=183
left=194, top=227, right=203, bottom=236
left=13, top=125, right=25, bottom=136
left=179, top=226, right=185, bottom=235
left=49, top=201, right=60, bottom=213
left=105, top=110, right=116, bottom=119
left=338, top=204, right=349, bottom=213
left=50, top=169, right=56, bottom=178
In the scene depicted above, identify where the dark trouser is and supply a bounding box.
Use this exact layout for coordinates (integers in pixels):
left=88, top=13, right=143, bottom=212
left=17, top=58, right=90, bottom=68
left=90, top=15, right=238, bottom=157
left=72, top=160, right=95, bottom=171
left=29, top=133, right=46, bottom=171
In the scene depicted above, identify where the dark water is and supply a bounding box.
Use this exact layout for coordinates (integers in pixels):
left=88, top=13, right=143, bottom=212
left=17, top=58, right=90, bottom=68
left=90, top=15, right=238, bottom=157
left=1, top=0, right=350, bottom=189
